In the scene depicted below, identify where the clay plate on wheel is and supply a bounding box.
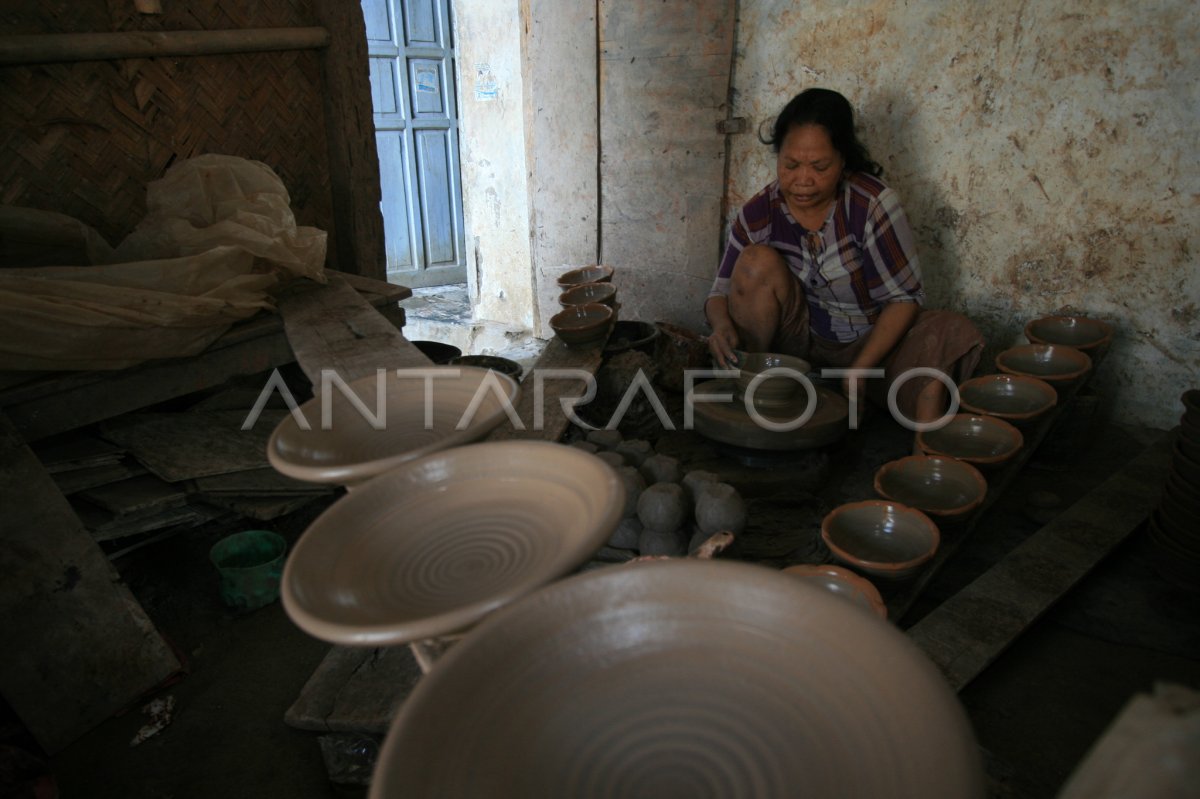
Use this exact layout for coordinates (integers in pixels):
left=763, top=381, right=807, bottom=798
left=369, top=560, right=984, bottom=799
left=267, top=366, right=519, bottom=486
left=281, top=441, right=625, bottom=646
left=689, top=379, right=849, bottom=450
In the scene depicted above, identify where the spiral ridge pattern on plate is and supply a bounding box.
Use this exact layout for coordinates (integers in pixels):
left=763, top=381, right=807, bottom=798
left=370, top=560, right=985, bottom=799
left=281, top=441, right=625, bottom=645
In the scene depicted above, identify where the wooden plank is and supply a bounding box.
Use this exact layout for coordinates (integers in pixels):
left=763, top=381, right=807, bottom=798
left=98, top=410, right=285, bottom=483
left=2, top=322, right=297, bottom=443
left=485, top=337, right=606, bottom=443
left=0, top=28, right=331, bottom=66
left=51, top=460, right=147, bottom=496
left=0, top=413, right=181, bottom=753
left=285, top=646, right=423, bottom=734
left=328, top=269, right=412, bottom=303
left=278, top=274, right=431, bottom=385
left=0, top=279, right=403, bottom=439
left=906, top=433, right=1173, bottom=691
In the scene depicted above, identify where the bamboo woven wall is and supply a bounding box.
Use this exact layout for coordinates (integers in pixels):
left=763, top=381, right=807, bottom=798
left=0, top=0, right=339, bottom=263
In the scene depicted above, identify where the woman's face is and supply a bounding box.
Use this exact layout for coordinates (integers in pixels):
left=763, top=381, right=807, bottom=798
left=777, top=124, right=845, bottom=220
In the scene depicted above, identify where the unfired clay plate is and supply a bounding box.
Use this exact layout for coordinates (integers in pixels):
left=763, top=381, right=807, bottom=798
left=369, top=560, right=984, bottom=798
left=689, top=379, right=849, bottom=450
left=281, top=441, right=625, bottom=645
left=267, top=366, right=519, bottom=486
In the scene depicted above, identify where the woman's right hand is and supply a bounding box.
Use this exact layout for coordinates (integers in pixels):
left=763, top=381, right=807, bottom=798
left=707, top=322, right=740, bottom=369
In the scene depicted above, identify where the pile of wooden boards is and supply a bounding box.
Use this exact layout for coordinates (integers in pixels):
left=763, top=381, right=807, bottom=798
left=33, top=382, right=333, bottom=559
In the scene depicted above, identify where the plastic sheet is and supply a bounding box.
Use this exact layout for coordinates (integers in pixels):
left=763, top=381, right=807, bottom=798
left=0, top=154, right=327, bottom=371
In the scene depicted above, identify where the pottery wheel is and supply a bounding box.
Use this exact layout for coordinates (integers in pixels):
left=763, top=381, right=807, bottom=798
left=689, top=380, right=850, bottom=451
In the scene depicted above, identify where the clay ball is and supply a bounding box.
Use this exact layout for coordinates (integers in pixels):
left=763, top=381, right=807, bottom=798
left=638, top=526, right=688, bottom=557
left=681, top=470, right=720, bottom=504
left=616, top=466, right=647, bottom=519
left=637, top=482, right=688, bottom=532
left=615, top=439, right=654, bottom=467
left=586, top=429, right=623, bottom=450
left=607, top=517, right=643, bottom=550
left=570, top=440, right=599, bottom=454
left=639, top=454, right=682, bottom=486
left=595, top=451, right=626, bottom=470
left=694, top=482, right=746, bottom=536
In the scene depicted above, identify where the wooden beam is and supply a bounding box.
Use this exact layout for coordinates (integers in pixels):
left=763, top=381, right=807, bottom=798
left=906, top=433, right=1173, bottom=692
left=0, top=413, right=181, bottom=753
left=484, top=338, right=605, bottom=444
left=0, top=28, right=330, bottom=66
left=278, top=275, right=430, bottom=385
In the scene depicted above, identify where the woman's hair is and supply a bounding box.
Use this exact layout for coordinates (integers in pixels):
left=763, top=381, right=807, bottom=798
left=763, top=88, right=883, bottom=177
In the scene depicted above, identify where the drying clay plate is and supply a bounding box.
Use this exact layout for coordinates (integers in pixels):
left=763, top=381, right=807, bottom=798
left=267, top=366, right=519, bottom=486
left=689, top=379, right=850, bottom=450
left=369, top=560, right=985, bottom=799
left=281, top=441, right=625, bottom=646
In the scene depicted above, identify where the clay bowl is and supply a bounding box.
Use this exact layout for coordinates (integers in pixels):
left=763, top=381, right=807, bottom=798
left=557, top=263, right=614, bottom=288
left=550, top=302, right=614, bottom=348
left=957, top=373, right=1058, bottom=425
left=411, top=339, right=462, bottom=365
left=916, top=414, right=1024, bottom=470
left=782, top=564, right=888, bottom=619
left=369, top=560, right=985, bottom=798
left=1158, top=488, right=1200, bottom=542
left=1024, top=315, right=1114, bottom=353
left=604, top=320, right=660, bottom=355
left=733, top=352, right=813, bottom=407
left=281, top=441, right=625, bottom=646
left=1182, top=389, right=1200, bottom=419
left=820, top=500, right=941, bottom=581
left=995, top=343, right=1092, bottom=385
left=267, top=366, right=520, bottom=487
left=873, top=455, right=988, bottom=525
left=558, top=281, right=617, bottom=309
left=1171, top=441, right=1200, bottom=486
left=448, top=354, right=524, bottom=382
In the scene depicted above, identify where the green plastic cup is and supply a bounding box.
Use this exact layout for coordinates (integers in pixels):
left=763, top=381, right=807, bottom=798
left=209, top=530, right=287, bottom=610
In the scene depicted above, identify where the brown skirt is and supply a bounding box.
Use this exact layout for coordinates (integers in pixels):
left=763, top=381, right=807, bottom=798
left=774, top=292, right=985, bottom=420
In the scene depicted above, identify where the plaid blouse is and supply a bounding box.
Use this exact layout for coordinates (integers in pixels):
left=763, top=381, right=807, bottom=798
left=709, top=172, right=924, bottom=343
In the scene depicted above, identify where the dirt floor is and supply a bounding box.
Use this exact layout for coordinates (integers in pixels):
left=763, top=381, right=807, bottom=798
left=9, top=406, right=1200, bottom=798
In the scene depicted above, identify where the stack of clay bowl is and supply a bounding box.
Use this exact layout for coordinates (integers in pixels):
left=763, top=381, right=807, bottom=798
left=552, top=265, right=617, bottom=348
left=1147, top=389, right=1200, bottom=589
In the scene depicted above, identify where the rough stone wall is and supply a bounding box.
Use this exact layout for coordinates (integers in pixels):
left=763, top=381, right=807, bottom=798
left=726, top=0, right=1198, bottom=428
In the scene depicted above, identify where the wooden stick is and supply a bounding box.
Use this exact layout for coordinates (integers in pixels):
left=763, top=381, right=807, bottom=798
left=0, top=28, right=330, bottom=66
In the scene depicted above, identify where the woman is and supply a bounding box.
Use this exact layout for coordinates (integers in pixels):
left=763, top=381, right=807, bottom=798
left=705, top=88, right=983, bottom=427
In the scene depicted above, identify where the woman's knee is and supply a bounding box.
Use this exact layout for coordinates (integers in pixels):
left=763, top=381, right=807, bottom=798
left=732, top=245, right=790, bottom=288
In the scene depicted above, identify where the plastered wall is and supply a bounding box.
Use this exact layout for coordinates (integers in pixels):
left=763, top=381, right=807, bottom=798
left=726, top=0, right=1198, bottom=428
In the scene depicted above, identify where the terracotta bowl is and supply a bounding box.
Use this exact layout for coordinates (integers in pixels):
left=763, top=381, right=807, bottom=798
left=916, top=414, right=1024, bottom=469
left=603, top=320, right=659, bottom=356
left=782, top=564, right=888, bottom=619
left=448, top=354, right=524, bottom=381
left=820, top=500, right=941, bottom=581
left=1172, top=441, right=1200, bottom=486
left=733, top=352, right=813, bottom=407
left=957, top=374, right=1058, bottom=424
left=411, top=339, right=462, bottom=365
left=558, top=281, right=617, bottom=309
left=369, top=560, right=985, bottom=798
left=995, top=343, right=1092, bottom=385
left=1024, top=315, right=1114, bottom=353
left=1182, top=389, right=1200, bottom=419
left=557, top=264, right=614, bottom=288
left=874, top=455, right=988, bottom=524
left=281, top=441, right=625, bottom=646
left=267, top=366, right=520, bottom=486
left=550, top=302, right=614, bottom=348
